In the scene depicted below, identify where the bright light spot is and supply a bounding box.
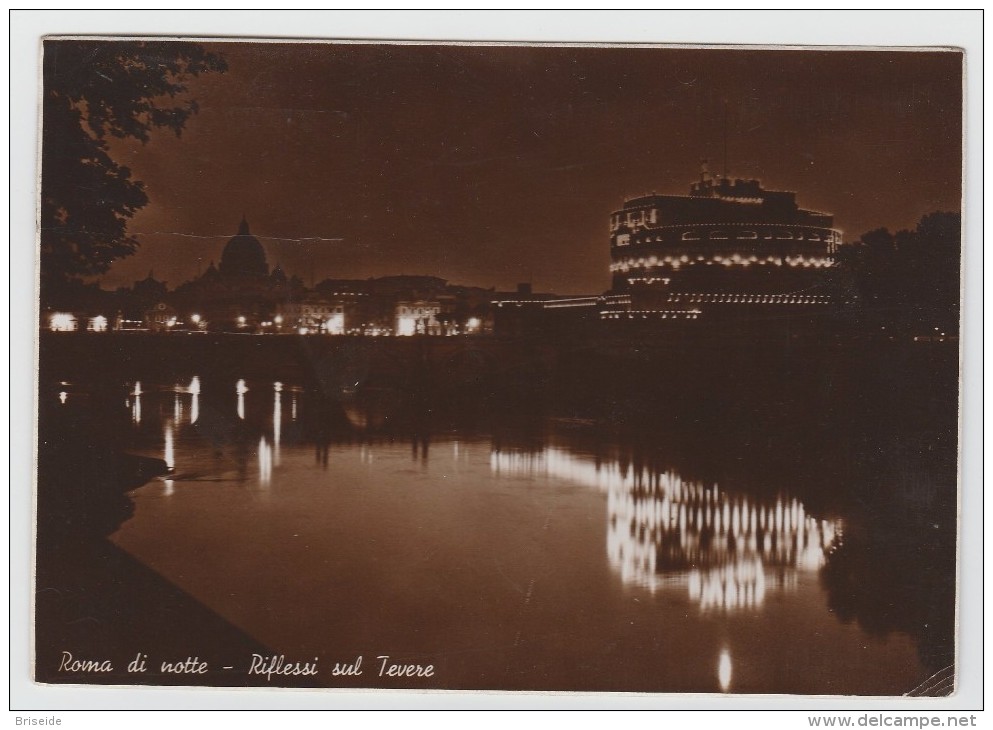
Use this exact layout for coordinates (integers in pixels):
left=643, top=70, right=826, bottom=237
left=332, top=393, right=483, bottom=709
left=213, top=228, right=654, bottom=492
left=191, top=313, right=201, bottom=324
left=58, top=391, right=67, bottom=404
left=188, top=376, right=201, bottom=395
left=718, top=649, right=732, bottom=692
left=274, top=315, right=283, bottom=325
left=49, top=313, right=76, bottom=332
left=236, top=379, right=248, bottom=395
left=238, top=316, right=247, bottom=326
left=467, top=317, right=481, bottom=332
left=88, top=315, right=108, bottom=332
left=397, top=316, right=416, bottom=337
left=323, top=314, right=345, bottom=335
left=298, top=327, right=309, bottom=336
left=274, top=381, right=283, bottom=392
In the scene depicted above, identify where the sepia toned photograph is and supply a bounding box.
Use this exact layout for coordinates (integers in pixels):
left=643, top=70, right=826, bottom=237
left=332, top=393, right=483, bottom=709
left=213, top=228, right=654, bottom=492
left=32, top=32, right=964, bottom=698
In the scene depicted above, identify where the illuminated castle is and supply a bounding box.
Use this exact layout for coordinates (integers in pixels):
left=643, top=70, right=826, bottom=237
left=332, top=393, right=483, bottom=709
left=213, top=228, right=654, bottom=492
left=491, top=169, right=842, bottom=331
left=606, top=168, right=842, bottom=319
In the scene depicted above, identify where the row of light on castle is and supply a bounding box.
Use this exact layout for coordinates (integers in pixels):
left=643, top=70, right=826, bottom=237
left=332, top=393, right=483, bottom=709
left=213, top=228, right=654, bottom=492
left=667, top=293, right=831, bottom=305
left=600, top=310, right=702, bottom=320
left=489, top=447, right=842, bottom=612
left=611, top=254, right=835, bottom=272
left=611, top=221, right=841, bottom=243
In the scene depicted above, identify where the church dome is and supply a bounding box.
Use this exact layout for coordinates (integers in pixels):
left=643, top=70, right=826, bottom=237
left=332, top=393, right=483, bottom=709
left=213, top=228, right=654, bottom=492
left=220, top=217, right=268, bottom=279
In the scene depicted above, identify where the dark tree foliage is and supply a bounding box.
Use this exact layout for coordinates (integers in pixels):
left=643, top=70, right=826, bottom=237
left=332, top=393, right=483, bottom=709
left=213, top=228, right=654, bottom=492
left=833, top=212, right=961, bottom=335
left=40, top=40, right=226, bottom=307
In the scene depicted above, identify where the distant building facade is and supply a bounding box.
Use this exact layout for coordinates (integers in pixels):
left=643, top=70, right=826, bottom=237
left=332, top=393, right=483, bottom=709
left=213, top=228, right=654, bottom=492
left=277, top=294, right=345, bottom=335
left=396, top=300, right=441, bottom=336
left=144, top=302, right=179, bottom=332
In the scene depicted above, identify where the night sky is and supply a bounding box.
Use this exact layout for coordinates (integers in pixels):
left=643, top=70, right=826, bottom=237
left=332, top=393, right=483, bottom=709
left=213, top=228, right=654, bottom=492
left=89, top=42, right=962, bottom=294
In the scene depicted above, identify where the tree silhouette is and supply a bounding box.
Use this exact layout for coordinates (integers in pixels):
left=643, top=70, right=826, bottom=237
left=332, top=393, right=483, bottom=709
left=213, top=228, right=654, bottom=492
left=40, top=40, right=226, bottom=308
left=833, top=212, right=961, bottom=335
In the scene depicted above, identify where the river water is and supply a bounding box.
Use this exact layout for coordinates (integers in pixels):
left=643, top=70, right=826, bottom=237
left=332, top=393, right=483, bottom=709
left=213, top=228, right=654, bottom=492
left=50, top=365, right=953, bottom=695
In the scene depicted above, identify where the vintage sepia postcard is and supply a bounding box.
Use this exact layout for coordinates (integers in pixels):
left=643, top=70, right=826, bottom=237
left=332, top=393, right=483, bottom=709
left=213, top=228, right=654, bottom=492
left=31, top=32, right=965, bottom=699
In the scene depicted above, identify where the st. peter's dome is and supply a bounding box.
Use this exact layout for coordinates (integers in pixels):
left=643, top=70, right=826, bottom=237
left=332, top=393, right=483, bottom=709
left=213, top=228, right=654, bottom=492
left=219, top=216, right=268, bottom=279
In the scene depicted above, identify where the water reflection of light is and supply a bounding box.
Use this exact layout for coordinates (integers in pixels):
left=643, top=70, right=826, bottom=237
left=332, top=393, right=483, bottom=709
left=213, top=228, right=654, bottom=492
left=164, top=423, right=174, bottom=469
left=718, top=649, right=732, bottom=692
left=132, top=395, right=142, bottom=424
left=273, top=386, right=282, bottom=465
left=236, top=379, right=247, bottom=420
left=58, top=391, right=67, bottom=404
left=191, top=393, right=199, bottom=425
left=259, top=436, right=272, bottom=485
left=291, top=395, right=298, bottom=421
left=490, top=446, right=842, bottom=610
left=163, top=479, right=175, bottom=497
left=173, top=393, right=182, bottom=422
left=689, top=560, right=766, bottom=611
left=360, top=444, right=373, bottom=464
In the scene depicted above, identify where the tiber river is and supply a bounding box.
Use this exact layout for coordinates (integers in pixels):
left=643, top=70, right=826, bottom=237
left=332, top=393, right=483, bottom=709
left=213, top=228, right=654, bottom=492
left=57, top=362, right=954, bottom=695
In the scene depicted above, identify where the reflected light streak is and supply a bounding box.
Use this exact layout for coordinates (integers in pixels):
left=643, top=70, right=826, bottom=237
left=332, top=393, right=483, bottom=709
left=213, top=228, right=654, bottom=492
left=259, top=436, right=273, bottom=485
left=718, top=649, right=732, bottom=692
left=490, top=446, right=842, bottom=611
left=163, top=479, right=175, bottom=497
left=164, top=423, right=174, bottom=470
left=191, top=394, right=199, bottom=425
left=273, top=389, right=282, bottom=465
left=132, top=395, right=142, bottom=425
left=236, top=379, right=248, bottom=420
